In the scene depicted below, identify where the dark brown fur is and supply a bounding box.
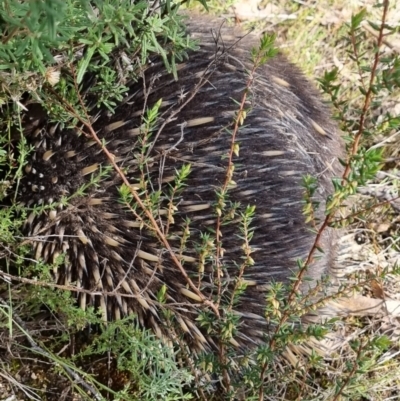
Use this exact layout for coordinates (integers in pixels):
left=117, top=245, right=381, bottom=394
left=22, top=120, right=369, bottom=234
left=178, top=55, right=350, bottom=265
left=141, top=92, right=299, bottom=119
left=17, top=16, right=343, bottom=351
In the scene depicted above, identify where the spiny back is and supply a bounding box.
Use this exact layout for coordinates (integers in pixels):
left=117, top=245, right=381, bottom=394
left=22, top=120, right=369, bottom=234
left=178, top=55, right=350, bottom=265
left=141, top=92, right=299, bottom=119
left=18, top=16, right=343, bottom=351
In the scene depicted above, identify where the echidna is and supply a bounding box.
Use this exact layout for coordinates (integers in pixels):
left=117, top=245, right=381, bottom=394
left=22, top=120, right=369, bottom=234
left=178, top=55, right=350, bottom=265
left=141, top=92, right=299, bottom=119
left=15, top=16, right=343, bottom=352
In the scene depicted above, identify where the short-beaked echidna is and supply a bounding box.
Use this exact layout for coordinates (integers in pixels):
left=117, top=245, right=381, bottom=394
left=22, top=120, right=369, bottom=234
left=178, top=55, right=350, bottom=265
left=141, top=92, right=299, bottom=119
left=16, top=16, right=343, bottom=352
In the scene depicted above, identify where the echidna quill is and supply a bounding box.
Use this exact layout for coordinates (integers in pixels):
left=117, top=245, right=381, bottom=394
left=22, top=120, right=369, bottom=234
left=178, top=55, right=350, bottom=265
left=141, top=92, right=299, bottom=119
left=15, top=16, right=343, bottom=353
